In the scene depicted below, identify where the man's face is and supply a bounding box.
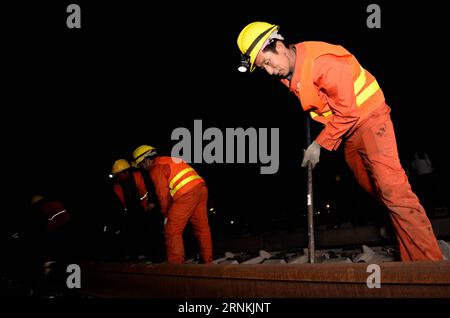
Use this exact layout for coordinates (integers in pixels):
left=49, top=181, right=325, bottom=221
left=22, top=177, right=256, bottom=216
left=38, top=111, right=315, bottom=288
left=116, top=170, right=130, bottom=182
left=139, top=157, right=153, bottom=171
left=254, top=42, right=291, bottom=78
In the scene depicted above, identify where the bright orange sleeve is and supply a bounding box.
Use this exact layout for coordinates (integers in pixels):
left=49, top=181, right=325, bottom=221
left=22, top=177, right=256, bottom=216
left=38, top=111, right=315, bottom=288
left=313, top=54, right=360, bottom=151
left=150, top=164, right=171, bottom=216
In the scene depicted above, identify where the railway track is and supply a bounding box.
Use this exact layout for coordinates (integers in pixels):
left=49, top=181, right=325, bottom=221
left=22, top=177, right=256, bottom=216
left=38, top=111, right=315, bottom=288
left=80, top=260, right=450, bottom=298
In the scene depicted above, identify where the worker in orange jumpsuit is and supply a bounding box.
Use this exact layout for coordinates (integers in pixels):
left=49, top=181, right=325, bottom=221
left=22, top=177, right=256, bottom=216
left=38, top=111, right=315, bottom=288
left=111, top=159, right=151, bottom=213
left=132, top=145, right=213, bottom=264
left=237, top=22, right=443, bottom=261
left=110, top=159, right=156, bottom=260
left=30, top=195, right=72, bottom=263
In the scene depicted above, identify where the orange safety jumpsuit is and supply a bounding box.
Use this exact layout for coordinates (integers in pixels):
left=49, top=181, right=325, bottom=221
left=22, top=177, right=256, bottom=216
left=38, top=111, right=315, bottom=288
left=281, top=41, right=442, bottom=261
left=113, top=171, right=149, bottom=211
left=148, top=156, right=213, bottom=264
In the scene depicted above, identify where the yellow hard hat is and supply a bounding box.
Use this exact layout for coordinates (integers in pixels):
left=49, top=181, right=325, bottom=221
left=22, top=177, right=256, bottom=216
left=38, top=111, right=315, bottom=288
left=132, top=145, right=156, bottom=166
left=31, top=195, right=44, bottom=205
left=237, top=22, right=279, bottom=72
left=111, top=159, right=131, bottom=174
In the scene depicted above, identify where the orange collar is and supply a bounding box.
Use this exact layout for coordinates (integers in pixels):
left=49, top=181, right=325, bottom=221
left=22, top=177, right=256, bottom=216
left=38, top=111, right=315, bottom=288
left=280, top=42, right=305, bottom=92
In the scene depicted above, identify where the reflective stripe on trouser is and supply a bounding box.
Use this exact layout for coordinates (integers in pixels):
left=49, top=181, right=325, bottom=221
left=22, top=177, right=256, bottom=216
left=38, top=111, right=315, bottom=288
left=164, top=183, right=213, bottom=264
left=344, top=105, right=443, bottom=261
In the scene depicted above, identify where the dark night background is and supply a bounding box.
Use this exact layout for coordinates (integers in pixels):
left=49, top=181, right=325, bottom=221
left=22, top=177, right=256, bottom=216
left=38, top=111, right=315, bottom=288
left=2, top=1, right=449, bottom=254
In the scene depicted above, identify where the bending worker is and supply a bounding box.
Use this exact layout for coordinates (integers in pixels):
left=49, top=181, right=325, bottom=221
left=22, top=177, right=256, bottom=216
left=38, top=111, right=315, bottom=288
left=236, top=21, right=442, bottom=261
left=132, top=145, right=213, bottom=264
left=111, top=159, right=150, bottom=213
left=110, top=159, right=153, bottom=260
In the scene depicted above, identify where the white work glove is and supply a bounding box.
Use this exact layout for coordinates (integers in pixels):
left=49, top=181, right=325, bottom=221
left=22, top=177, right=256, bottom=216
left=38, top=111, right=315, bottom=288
left=301, top=141, right=321, bottom=169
